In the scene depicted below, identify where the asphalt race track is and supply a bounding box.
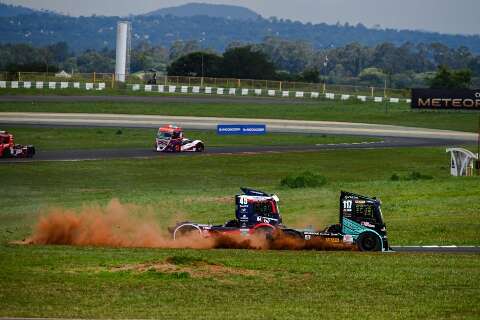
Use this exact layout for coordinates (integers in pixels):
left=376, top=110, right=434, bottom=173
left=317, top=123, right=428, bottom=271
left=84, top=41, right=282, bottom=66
left=0, top=111, right=475, bottom=162
left=0, top=136, right=470, bottom=163
left=1, top=112, right=477, bottom=141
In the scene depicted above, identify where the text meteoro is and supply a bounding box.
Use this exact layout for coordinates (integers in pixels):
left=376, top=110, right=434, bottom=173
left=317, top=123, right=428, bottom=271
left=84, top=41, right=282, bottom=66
left=417, top=98, right=480, bottom=108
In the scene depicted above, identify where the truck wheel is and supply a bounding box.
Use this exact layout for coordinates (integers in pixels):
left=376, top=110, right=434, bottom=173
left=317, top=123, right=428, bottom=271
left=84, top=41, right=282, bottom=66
left=254, top=226, right=275, bottom=240
left=27, top=146, right=35, bottom=158
left=2, top=148, right=11, bottom=158
left=357, top=232, right=381, bottom=252
left=173, top=224, right=201, bottom=240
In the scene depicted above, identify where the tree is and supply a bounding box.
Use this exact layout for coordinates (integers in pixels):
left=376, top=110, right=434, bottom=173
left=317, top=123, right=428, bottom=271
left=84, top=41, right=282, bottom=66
left=256, top=37, right=314, bottom=74
left=167, top=52, right=223, bottom=77
left=168, top=40, right=201, bottom=61
left=428, top=65, right=472, bottom=89
left=76, top=49, right=115, bottom=73
left=221, top=46, right=276, bottom=79
left=299, top=68, right=320, bottom=83
left=359, top=67, right=386, bottom=85
left=47, top=42, right=70, bottom=63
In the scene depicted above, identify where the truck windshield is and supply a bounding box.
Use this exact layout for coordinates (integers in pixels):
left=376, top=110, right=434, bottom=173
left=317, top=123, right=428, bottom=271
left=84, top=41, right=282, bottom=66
left=253, top=201, right=278, bottom=218
left=157, top=132, right=172, bottom=139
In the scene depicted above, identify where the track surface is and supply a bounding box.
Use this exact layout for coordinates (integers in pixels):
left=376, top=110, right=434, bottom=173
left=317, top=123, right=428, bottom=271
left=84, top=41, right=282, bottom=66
left=0, top=112, right=474, bottom=162
left=1, top=112, right=477, bottom=141
left=0, top=136, right=468, bottom=163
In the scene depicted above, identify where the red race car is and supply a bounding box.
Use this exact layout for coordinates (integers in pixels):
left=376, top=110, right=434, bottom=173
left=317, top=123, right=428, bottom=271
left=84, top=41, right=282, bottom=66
left=155, top=125, right=204, bottom=152
left=0, top=130, right=35, bottom=158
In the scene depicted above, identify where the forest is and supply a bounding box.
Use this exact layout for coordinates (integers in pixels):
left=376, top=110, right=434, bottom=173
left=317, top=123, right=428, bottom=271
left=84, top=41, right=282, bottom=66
left=1, top=37, right=479, bottom=88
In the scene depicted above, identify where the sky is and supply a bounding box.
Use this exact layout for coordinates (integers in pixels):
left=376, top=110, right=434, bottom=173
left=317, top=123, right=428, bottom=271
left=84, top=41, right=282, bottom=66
left=2, top=0, right=480, bottom=35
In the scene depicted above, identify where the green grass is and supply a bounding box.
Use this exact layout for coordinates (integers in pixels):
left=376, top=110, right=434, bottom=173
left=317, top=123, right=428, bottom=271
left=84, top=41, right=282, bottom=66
left=1, top=100, right=479, bottom=132
left=1, top=147, right=479, bottom=246
left=0, top=126, right=379, bottom=150
left=1, top=144, right=479, bottom=318
left=0, top=245, right=478, bottom=319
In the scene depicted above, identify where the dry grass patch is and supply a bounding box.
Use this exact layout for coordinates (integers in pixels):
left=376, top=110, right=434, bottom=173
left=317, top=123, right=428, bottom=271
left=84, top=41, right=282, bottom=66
left=109, top=256, right=258, bottom=278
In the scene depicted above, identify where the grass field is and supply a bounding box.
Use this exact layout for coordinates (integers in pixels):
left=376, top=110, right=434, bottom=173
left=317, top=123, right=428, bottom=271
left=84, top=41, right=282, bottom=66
left=1, top=146, right=479, bottom=245
left=1, top=100, right=479, bottom=132
left=0, top=126, right=378, bottom=150
left=1, top=127, right=479, bottom=318
left=1, top=246, right=478, bottom=319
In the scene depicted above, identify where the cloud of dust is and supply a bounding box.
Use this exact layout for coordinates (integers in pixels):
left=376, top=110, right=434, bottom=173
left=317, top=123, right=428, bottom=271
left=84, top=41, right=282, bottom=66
left=24, top=199, right=352, bottom=251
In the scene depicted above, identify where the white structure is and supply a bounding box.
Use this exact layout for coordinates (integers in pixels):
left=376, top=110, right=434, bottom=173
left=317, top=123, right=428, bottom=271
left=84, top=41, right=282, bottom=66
left=55, top=70, right=71, bottom=78
left=446, top=148, right=478, bottom=176
left=115, top=21, right=131, bottom=82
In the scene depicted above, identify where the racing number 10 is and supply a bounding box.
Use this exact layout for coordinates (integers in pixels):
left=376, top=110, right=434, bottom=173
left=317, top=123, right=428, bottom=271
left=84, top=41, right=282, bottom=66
left=343, top=200, right=352, bottom=212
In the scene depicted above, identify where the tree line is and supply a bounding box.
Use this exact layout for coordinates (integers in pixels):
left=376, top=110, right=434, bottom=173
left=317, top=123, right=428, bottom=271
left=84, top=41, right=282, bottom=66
left=1, top=38, right=479, bottom=88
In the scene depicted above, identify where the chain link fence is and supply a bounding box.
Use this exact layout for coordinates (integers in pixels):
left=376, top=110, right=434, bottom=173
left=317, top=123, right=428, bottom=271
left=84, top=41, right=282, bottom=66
left=4, top=72, right=410, bottom=98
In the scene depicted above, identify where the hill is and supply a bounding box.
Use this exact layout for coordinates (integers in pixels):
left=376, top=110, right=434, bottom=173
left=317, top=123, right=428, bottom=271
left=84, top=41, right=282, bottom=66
left=0, top=4, right=479, bottom=53
left=0, top=2, right=38, bottom=16
left=145, top=2, right=261, bottom=20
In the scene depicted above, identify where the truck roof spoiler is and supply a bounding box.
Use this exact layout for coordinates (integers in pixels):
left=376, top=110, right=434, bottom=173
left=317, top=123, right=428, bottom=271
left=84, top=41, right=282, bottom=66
left=340, top=190, right=379, bottom=203
left=240, top=187, right=271, bottom=197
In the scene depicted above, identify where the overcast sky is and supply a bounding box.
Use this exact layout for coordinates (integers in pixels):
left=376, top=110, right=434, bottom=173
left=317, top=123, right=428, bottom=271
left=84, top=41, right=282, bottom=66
left=3, top=0, right=480, bottom=35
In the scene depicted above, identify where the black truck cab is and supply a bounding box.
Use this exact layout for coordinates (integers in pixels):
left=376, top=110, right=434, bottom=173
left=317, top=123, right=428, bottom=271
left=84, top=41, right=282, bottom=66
left=235, top=188, right=282, bottom=227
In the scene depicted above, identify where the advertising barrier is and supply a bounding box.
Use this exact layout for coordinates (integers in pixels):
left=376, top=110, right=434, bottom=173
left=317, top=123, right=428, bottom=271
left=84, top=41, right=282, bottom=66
left=411, top=88, right=480, bottom=110
left=217, top=124, right=267, bottom=135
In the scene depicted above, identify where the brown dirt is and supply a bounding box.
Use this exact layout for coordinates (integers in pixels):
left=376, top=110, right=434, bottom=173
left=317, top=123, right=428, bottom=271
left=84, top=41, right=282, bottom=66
left=20, top=199, right=354, bottom=251
left=110, top=259, right=258, bottom=278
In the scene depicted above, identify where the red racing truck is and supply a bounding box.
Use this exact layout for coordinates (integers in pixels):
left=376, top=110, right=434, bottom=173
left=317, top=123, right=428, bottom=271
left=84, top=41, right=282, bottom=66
left=155, top=125, right=204, bottom=153
left=0, top=130, right=35, bottom=158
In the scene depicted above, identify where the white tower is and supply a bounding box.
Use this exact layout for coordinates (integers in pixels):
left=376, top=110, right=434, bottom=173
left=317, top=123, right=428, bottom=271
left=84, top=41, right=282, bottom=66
left=115, top=21, right=131, bottom=82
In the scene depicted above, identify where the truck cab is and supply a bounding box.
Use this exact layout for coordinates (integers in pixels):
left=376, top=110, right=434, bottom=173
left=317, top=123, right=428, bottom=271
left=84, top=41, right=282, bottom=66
left=338, top=191, right=389, bottom=251
left=0, top=131, right=35, bottom=158
left=155, top=125, right=204, bottom=153
left=234, top=188, right=282, bottom=227
left=156, top=125, right=183, bottom=152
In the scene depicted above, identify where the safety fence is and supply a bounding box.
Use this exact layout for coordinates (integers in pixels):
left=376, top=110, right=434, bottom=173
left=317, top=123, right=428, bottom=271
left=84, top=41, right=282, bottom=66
left=153, top=76, right=409, bottom=98
left=0, top=81, right=106, bottom=90
left=129, top=84, right=411, bottom=104
left=1, top=72, right=410, bottom=98
left=0, top=80, right=410, bottom=103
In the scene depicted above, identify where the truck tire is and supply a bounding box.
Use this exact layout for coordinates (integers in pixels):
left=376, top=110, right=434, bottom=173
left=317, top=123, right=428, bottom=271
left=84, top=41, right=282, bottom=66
left=254, top=226, right=275, bottom=240
left=2, top=147, right=11, bottom=158
left=173, top=224, right=202, bottom=240
left=357, top=232, right=382, bottom=252
left=27, top=146, right=35, bottom=158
